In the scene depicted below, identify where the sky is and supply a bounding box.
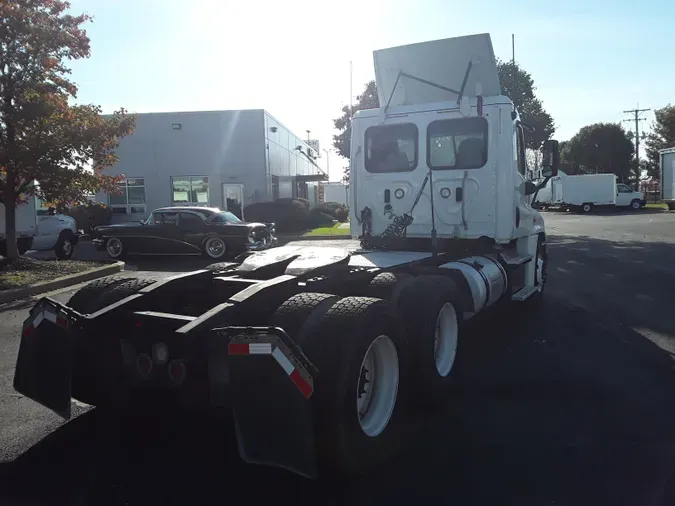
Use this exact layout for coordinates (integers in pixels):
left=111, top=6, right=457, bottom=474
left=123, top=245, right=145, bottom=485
left=67, top=0, right=675, bottom=181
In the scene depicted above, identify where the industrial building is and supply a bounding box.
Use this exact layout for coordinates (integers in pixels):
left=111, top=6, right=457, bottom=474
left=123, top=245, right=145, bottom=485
left=97, top=109, right=327, bottom=222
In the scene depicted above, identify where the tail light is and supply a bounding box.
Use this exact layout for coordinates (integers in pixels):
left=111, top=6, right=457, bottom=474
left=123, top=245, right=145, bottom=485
left=168, top=360, right=186, bottom=385
left=137, top=354, right=153, bottom=377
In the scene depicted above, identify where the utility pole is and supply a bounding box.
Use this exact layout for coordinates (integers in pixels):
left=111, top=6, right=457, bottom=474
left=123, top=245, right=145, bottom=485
left=623, top=106, right=650, bottom=183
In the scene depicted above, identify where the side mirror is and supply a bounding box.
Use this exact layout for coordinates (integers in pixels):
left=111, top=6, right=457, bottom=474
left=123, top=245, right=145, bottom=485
left=521, top=181, right=537, bottom=196
left=541, top=140, right=560, bottom=178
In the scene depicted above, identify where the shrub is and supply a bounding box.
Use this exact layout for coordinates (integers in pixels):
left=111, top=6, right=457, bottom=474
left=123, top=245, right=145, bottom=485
left=307, top=208, right=335, bottom=228
left=316, top=202, right=350, bottom=222
left=243, top=199, right=310, bottom=233
left=66, top=202, right=112, bottom=233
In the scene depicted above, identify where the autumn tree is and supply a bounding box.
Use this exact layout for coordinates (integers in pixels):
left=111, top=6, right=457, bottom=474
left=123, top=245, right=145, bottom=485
left=333, top=60, right=555, bottom=179
left=0, top=0, right=135, bottom=260
left=645, top=105, right=675, bottom=180
left=563, top=123, right=634, bottom=181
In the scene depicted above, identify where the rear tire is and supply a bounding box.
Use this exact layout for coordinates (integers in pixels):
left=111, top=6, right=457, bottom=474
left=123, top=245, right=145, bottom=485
left=581, top=203, right=593, bottom=213
left=274, top=295, right=410, bottom=477
left=67, top=275, right=134, bottom=314
left=667, top=203, right=675, bottom=211
left=71, top=277, right=157, bottom=407
left=363, top=272, right=413, bottom=300
left=394, top=275, right=463, bottom=407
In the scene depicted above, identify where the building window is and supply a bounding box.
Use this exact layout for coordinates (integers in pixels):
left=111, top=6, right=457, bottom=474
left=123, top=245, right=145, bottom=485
left=365, top=123, right=418, bottom=173
left=271, top=175, right=279, bottom=200
left=171, top=176, right=209, bottom=205
left=427, top=117, right=488, bottom=170
left=109, top=177, right=146, bottom=214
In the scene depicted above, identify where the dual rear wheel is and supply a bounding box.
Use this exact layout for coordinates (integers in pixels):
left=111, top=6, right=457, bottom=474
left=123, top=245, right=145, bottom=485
left=272, top=273, right=463, bottom=477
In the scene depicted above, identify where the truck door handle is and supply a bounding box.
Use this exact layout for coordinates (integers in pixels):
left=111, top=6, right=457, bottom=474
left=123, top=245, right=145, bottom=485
left=456, top=187, right=463, bottom=202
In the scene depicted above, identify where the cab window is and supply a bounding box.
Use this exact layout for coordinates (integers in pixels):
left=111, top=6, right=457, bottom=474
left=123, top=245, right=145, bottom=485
left=617, top=184, right=633, bottom=193
left=178, top=212, right=204, bottom=227
left=516, top=124, right=526, bottom=176
left=154, top=212, right=178, bottom=225
left=427, top=117, right=488, bottom=170
left=364, top=123, right=418, bottom=173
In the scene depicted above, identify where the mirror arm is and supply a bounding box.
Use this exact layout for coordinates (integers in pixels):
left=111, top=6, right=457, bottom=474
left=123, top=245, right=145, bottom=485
left=531, top=176, right=552, bottom=205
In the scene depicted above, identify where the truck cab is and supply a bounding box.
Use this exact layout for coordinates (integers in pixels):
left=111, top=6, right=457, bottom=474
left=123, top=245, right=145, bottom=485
left=32, top=197, right=80, bottom=259
left=349, top=34, right=556, bottom=254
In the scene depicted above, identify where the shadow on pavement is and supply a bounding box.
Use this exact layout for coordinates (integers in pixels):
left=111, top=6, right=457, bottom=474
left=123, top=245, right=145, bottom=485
left=1, top=300, right=674, bottom=505
left=1, top=234, right=674, bottom=505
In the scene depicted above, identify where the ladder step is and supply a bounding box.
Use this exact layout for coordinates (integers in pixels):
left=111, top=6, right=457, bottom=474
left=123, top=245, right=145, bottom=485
left=501, top=252, right=533, bottom=266
left=511, top=285, right=539, bottom=301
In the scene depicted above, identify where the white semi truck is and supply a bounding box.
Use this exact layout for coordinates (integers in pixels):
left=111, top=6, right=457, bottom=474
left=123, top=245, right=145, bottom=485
left=13, top=33, right=559, bottom=479
left=0, top=194, right=80, bottom=259
left=660, top=147, right=675, bottom=210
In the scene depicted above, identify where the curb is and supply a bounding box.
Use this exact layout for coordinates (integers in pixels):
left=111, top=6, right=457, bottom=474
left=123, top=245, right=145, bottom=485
left=278, top=234, right=352, bottom=242
left=0, top=261, right=125, bottom=304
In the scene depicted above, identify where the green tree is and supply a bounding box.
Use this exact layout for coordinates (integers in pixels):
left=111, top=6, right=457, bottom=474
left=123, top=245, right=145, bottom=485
left=333, top=60, right=555, bottom=179
left=496, top=60, right=555, bottom=150
left=332, top=80, right=378, bottom=182
left=563, top=123, right=634, bottom=181
left=644, top=105, right=675, bottom=180
left=0, top=0, right=135, bottom=260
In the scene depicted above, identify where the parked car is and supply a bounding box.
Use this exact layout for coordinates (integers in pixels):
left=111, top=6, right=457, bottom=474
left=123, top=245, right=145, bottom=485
left=92, top=206, right=277, bottom=260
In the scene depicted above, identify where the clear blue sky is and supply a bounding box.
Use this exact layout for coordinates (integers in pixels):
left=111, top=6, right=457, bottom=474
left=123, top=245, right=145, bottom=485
left=68, top=0, right=675, bottom=181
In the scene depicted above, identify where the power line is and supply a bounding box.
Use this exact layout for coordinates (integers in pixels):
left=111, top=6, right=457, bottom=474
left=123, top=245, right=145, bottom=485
left=622, top=107, right=650, bottom=166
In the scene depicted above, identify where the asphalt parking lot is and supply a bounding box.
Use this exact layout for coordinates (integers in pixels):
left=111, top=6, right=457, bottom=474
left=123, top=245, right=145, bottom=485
left=1, top=209, right=674, bottom=506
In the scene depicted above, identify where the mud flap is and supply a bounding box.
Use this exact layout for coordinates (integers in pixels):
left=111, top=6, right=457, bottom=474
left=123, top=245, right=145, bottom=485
left=13, top=299, right=78, bottom=420
left=218, top=326, right=318, bottom=479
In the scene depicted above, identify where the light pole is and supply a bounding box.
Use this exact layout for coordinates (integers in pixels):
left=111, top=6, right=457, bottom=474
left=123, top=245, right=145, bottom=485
left=323, top=148, right=331, bottom=173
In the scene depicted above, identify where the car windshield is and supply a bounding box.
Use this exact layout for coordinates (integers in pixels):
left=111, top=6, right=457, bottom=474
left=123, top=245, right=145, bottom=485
left=208, top=211, right=242, bottom=224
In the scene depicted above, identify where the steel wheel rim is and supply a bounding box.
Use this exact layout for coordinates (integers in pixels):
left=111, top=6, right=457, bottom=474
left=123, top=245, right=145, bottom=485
left=206, top=238, right=225, bottom=258
left=434, top=302, right=458, bottom=377
left=632, top=201, right=640, bottom=209
left=356, top=334, right=399, bottom=437
left=107, top=238, right=122, bottom=257
left=583, top=204, right=591, bottom=212
left=62, top=240, right=72, bottom=256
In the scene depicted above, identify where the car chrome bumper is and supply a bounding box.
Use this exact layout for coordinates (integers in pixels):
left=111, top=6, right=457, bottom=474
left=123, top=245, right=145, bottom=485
left=246, top=236, right=278, bottom=251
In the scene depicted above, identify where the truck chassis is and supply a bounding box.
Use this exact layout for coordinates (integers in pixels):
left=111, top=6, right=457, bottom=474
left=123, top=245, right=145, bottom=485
left=14, top=240, right=544, bottom=479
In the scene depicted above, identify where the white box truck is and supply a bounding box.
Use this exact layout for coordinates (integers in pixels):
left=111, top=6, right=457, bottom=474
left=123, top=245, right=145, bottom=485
left=660, top=147, right=675, bottom=210
left=0, top=196, right=38, bottom=255
left=1, top=194, right=81, bottom=259
left=549, top=173, right=644, bottom=213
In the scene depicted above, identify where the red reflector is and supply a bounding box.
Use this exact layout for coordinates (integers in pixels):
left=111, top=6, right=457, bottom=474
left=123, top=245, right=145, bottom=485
left=228, top=343, right=249, bottom=355
left=168, top=360, right=186, bottom=385
left=56, top=316, right=68, bottom=329
left=137, top=354, right=153, bottom=376
left=289, top=369, right=313, bottom=399
left=135, top=320, right=143, bottom=328
left=23, top=325, right=34, bottom=337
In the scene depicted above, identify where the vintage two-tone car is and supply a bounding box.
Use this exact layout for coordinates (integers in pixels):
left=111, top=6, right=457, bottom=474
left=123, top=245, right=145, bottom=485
left=92, top=206, right=277, bottom=260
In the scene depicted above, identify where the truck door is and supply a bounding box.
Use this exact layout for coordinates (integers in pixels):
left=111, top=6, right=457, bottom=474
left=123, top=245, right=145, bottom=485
left=615, top=183, right=634, bottom=206
left=32, top=201, right=60, bottom=251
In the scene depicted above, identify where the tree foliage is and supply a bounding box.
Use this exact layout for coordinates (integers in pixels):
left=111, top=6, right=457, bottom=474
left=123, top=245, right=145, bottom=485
left=562, top=123, right=634, bottom=180
left=0, top=0, right=135, bottom=259
left=645, top=105, right=675, bottom=180
left=496, top=60, right=555, bottom=150
left=332, top=60, right=555, bottom=179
